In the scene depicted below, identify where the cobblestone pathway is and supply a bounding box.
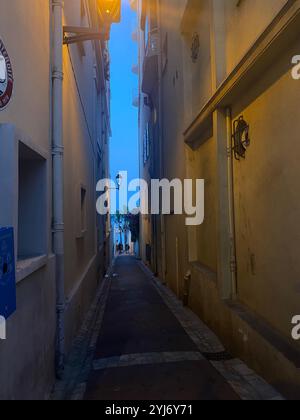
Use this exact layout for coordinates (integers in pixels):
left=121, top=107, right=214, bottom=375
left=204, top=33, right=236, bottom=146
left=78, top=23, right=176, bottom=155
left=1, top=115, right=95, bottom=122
left=52, top=256, right=283, bottom=400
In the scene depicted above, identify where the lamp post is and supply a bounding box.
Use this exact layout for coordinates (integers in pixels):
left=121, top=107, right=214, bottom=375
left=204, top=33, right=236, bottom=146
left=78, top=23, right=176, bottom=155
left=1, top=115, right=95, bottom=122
left=116, top=173, right=122, bottom=190
left=105, top=173, right=122, bottom=192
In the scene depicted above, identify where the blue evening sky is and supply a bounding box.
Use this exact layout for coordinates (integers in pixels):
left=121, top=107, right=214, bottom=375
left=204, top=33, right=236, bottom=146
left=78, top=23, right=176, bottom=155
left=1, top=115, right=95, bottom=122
left=109, top=0, right=139, bottom=186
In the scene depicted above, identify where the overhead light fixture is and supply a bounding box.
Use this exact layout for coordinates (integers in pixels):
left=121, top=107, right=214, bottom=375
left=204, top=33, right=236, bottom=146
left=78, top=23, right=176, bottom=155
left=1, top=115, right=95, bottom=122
left=63, top=1, right=121, bottom=45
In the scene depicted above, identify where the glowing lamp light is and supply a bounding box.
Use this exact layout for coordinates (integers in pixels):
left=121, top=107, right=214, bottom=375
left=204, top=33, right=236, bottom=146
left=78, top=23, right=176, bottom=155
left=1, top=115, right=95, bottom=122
left=98, top=0, right=121, bottom=23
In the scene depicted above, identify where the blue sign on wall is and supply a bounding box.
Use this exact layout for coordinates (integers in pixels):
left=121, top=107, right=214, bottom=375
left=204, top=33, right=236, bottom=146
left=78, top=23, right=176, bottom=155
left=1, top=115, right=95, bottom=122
left=0, top=227, right=16, bottom=319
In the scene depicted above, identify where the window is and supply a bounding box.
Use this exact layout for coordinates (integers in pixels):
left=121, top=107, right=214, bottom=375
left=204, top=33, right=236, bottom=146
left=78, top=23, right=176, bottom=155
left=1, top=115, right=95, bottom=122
left=76, top=184, right=87, bottom=239
left=144, top=16, right=149, bottom=50
left=77, top=42, right=86, bottom=59
left=18, top=142, right=47, bottom=260
left=143, top=123, right=151, bottom=164
left=80, top=186, right=87, bottom=235
left=162, top=33, right=168, bottom=74
left=78, top=0, right=87, bottom=58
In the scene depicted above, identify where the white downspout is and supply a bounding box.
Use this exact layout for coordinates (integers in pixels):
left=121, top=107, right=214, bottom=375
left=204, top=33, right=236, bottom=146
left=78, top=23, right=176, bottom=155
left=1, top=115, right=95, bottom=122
left=226, top=108, right=237, bottom=299
left=51, top=0, right=65, bottom=377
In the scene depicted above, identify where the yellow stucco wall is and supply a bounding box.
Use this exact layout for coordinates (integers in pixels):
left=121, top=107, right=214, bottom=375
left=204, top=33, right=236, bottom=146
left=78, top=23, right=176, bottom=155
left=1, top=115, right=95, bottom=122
left=232, top=45, right=300, bottom=344
left=62, top=46, right=97, bottom=298
left=194, top=137, right=218, bottom=272
left=0, top=0, right=107, bottom=397
left=224, top=0, right=288, bottom=76
left=181, top=0, right=212, bottom=125
left=0, top=0, right=55, bottom=400
left=148, top=0, right=300, bottom=397
left=61, top=1, right=105, bottom=350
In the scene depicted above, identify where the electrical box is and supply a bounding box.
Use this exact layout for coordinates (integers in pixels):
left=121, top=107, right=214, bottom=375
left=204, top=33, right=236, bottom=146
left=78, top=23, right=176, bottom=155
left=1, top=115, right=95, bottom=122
left=0, top=227, right=16, bottom=319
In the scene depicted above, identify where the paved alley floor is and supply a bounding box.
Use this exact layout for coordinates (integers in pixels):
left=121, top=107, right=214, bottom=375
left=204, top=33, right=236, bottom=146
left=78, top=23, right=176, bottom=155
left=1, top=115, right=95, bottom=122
left=52, top=256, right=283, bottom=401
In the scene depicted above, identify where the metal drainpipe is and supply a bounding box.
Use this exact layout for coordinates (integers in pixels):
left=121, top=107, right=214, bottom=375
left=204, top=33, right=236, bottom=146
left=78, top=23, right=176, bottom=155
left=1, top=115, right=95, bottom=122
left=156, top=0, right=166, bottom=283
left=226, top=108, right=237, bottom=299
left=51, top=0, right=65, bottom=377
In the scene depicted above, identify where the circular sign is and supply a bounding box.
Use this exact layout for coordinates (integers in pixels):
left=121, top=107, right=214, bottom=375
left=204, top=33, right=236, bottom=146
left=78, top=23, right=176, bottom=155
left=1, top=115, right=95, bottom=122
left=0, top=39, right=13, bottom=110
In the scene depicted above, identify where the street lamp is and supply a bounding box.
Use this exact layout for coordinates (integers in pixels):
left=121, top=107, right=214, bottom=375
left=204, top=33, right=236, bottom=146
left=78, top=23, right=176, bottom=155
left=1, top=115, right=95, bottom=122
left=63, top=0, right=121, bottom=45
left=103, top=173, right=122, bottom=193
left=116, top=173, right=122, bottom=189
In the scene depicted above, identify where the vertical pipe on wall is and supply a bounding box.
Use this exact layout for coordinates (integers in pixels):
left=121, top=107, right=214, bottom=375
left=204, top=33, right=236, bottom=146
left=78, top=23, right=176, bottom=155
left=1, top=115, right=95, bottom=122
left=226, top=108, right=237, bottom=299
left=51, top=0, right=65, bottom=377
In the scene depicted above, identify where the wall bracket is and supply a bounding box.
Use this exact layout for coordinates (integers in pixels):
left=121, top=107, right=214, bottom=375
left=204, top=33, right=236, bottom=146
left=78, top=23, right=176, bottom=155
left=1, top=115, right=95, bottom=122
left=63, top=26, right=107, bottom=45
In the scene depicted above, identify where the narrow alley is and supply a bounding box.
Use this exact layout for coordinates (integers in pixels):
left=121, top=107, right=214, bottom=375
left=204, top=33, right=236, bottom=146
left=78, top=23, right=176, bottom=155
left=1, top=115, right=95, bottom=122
left=1, top=0, right=300, bottom=402
left=52, top=256, right=282, bottom=401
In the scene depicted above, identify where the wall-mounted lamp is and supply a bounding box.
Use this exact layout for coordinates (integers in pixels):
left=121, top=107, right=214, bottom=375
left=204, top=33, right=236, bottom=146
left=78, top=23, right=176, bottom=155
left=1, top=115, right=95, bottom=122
left=232, top=116, right=250, bottom=160
left=63, top=0, right=121, bottom=45
left=97, top=0, right=121, bottom=24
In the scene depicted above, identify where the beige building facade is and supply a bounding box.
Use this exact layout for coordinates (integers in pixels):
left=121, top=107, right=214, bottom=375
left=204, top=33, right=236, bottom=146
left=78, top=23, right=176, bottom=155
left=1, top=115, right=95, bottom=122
left=137, top=0, right=300, bottom=398
left=0, top=0, right=111, bottom=399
